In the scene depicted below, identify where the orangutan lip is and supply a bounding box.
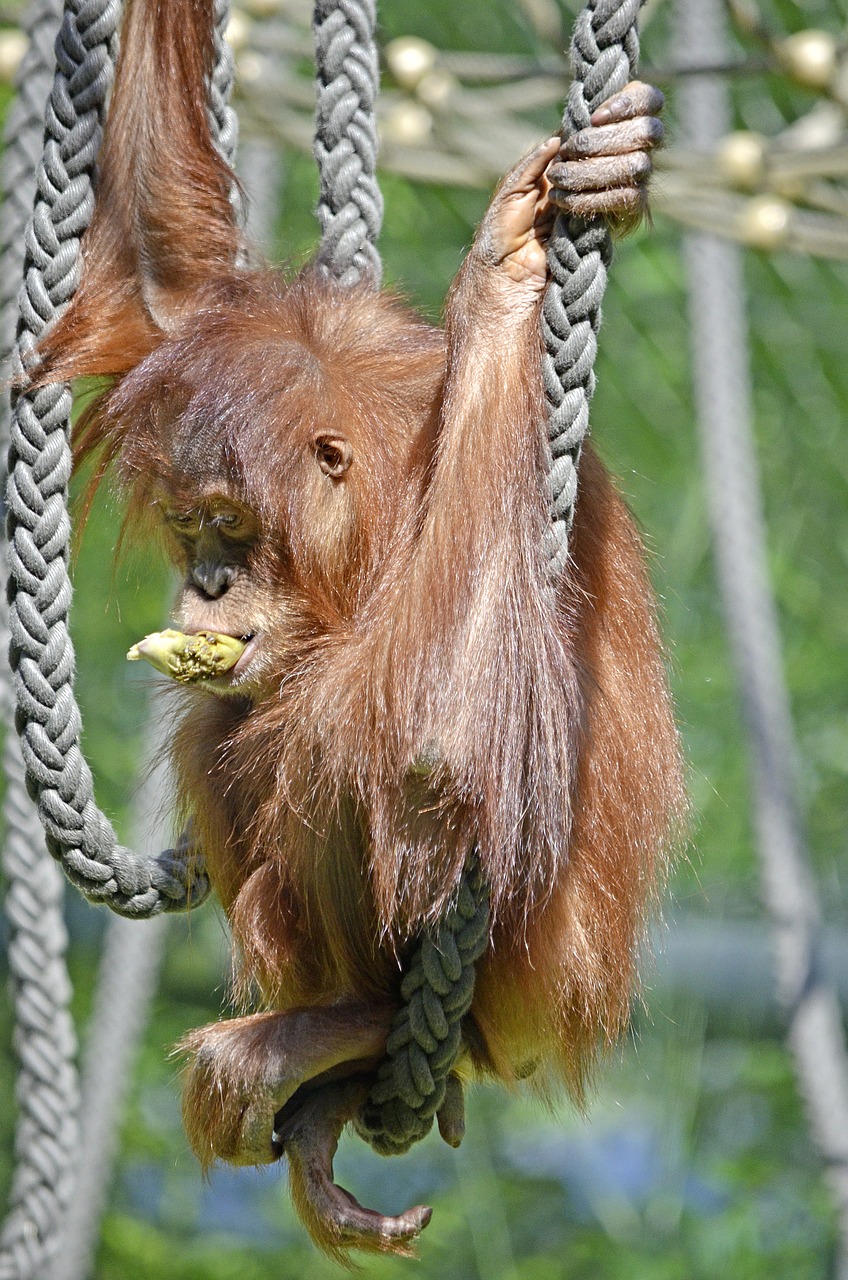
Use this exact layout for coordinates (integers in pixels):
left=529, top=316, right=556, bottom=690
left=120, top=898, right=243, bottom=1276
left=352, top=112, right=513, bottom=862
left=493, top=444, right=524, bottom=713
left=232, top=633, right=259, bottom=675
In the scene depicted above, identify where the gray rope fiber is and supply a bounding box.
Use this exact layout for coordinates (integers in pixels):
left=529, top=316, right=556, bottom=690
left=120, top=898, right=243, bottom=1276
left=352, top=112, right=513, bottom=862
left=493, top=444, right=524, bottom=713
left=45, top=923, right=168, bottom=1280
left=542, top=0, right=644, bottom=577
left=356, top=858, right=490, bottom=1154
left=312, top=0, right=383, bottom=285
left=355, top=0, right=645, bottom=1154
left=211, top=0, right=239, bottom=170
left=675, top=0, right=848, bottom=1271
left=3, top=0, right=246, bottom=918
left=0, top=6, right=81, bottom=1278
left=0, top=741, right=78, bottom=1280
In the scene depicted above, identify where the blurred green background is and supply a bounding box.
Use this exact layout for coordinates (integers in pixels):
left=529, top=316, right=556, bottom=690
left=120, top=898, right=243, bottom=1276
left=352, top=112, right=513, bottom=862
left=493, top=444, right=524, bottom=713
left=1, top=0, right=847, bottom=1276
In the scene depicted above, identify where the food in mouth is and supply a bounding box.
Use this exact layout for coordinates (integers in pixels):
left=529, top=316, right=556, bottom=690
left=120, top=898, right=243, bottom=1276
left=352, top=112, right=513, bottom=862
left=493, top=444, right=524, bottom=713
left=127, top=629, right=247, bottom=683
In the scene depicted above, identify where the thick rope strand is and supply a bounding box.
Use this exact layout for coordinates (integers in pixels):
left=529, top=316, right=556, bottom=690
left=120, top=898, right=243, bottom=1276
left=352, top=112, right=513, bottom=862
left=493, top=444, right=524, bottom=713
left=542, top=0, right=644, bottom=577
left=47, top=727, right=174, bottom=1280
left=0, top=7, right=82, bottom=1278
left=312, top=0, right=383, bottom=285
left=6, top=0, right=204, bottom=917
left=0, top=7, right=238, bottom=1267
left=308, top=0, right=492, bottom=1157
left=0, top=735, right=79, bottom=1280
left=356, top=858, right=490, bottom=1154
left=211, top=0, right=239, bottom=168
left=0, top=2, right=66, bottom=369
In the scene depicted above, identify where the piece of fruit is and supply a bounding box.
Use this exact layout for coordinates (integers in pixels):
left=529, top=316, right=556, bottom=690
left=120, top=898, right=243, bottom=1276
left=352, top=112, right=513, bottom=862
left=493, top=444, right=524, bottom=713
left=127, top=629, right=246, bottom=683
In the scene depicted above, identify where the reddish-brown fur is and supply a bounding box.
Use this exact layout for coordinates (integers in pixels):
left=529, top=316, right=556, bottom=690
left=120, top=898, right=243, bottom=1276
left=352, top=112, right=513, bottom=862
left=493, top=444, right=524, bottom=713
left=38, top=0, right=684, bottom=1255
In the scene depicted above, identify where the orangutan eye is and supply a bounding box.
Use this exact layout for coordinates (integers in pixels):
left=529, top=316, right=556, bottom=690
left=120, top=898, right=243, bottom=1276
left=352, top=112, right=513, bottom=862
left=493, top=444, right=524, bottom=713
left=211, top=507, right=257, bottom=541
left=314, top=434, right=353, bottom=478
left=165, top=510, right=200, bottom=535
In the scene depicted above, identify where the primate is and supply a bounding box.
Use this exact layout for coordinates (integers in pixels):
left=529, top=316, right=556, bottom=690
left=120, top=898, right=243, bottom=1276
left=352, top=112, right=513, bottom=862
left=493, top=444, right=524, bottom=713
left=37, top=0, right=683, bottom=1257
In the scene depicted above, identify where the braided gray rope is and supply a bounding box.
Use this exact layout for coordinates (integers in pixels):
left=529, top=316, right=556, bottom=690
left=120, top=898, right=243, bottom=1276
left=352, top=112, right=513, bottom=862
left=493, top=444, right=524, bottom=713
left=2, top=0, right=253, bottom=918
left=312, top=0, right=383, bottom=285
left=356, top=859, right=490, bottom=1154
left=0, top=0, right=242, bottom=1266
left=211, top=0, right=239, bottom=168
left=0, top=1, right=238, bottom=1262
left=212, top=0, right=245, bottom=228
left=0, top=736, right=79, bottom=1280
left=0, top=7, right=81, bottom=1279
left=0, top=2, right=65, bottom=367
left=542, top=0, right=644, bottom=576
left=676, top=0, right=848, bottom=1269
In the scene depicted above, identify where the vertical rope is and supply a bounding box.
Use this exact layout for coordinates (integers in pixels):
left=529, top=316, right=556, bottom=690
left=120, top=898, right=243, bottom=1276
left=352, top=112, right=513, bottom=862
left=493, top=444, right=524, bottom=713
left=312, top=0, right=383, bottom=285
left=675, top=0, right=848, bottom=1272
left=542, top=0, right=644, bottom=577
left=0, top=753, right=79, bottom=1280
left=355, top=858, right=490, bottom=1154
left=307, top=0, right=491, bottom=1151
left=308, top=0, right=494, bottom=1155
left=45, top=12, right=246, bottom=1252
left=211, top=0, right=239, bottom=168
left=211, top=0, right=246, bottom=229
left=0, top=7, right=81, bottom=1277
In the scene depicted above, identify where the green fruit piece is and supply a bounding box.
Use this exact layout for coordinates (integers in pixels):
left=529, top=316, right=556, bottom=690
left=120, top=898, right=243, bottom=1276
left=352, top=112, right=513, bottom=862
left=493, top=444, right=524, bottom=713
left=127, top=629, right=246, bottom=683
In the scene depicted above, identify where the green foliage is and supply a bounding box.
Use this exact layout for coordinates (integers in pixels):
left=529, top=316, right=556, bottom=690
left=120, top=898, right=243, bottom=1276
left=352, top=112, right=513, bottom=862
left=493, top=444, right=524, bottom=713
left=70, top=481, right=173, bottom=824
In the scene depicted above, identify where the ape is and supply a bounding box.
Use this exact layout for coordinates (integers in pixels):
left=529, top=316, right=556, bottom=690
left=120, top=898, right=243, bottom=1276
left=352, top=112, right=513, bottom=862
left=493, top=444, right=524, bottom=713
left=37, top=0, right=683, bottom=1257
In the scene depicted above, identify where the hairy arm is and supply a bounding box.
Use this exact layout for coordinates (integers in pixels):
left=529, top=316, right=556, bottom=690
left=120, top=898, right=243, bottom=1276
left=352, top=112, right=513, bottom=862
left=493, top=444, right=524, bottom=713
left=360, top=91, right=665, bottom=934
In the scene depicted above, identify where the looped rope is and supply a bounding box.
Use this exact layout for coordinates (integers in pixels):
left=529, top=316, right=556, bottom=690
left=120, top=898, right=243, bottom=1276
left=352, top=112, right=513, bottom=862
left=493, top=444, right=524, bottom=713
left=356, top=858, right=490, bottom=1155
left=2, top=0, right=250, bottom=917
left=543, top=0, right=645, bottom=576
left=312, top=0, right=383, bottom=286
left=308, top=0, right=491, bottom=1157
left=1, top=0, right=644, bottom=1174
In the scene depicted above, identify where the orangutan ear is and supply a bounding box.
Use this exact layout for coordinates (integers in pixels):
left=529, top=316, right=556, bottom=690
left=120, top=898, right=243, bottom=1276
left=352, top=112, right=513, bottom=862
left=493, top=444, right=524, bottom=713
left=314, top=434, right=354, bottom=478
